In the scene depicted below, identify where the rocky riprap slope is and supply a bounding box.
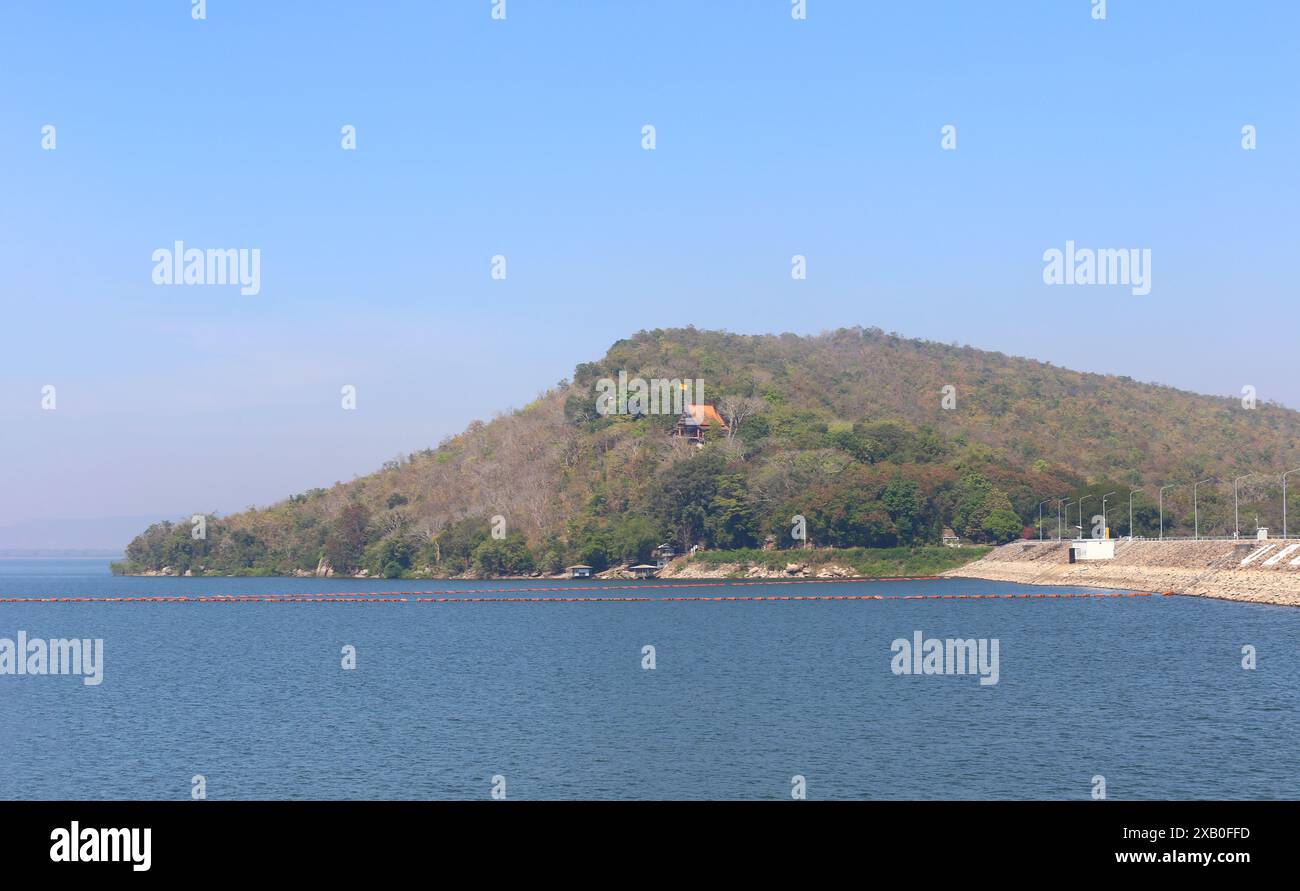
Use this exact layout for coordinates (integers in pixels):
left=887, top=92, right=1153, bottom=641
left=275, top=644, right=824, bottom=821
left=946, top=539, right=1300, bottom=607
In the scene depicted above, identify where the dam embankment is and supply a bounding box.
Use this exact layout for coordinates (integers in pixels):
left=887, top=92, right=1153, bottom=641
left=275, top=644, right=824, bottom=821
left=945, top=539, right=1300, bottom=607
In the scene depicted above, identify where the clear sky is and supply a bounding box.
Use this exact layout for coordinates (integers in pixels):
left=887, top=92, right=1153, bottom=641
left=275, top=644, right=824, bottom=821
left=1, top=1, right=1296, bottom=538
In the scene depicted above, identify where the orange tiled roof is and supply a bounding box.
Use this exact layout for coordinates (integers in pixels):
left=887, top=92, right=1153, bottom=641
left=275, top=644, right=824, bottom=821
left=684, top=403, right=727, bottom=427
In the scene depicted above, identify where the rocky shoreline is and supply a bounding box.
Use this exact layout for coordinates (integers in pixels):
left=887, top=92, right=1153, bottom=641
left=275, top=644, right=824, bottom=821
left=655, top=559, right=860, bottom=580
left=945, top=540, right=1300, bottom=608
left=127, top=557, right=863, bottom=582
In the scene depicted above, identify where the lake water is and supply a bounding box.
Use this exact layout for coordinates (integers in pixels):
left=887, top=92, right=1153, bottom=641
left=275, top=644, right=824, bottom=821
left=1, top=559, right=1296, bottom=800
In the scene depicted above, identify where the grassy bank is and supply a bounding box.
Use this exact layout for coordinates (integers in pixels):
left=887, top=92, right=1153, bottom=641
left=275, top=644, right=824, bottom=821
left=677, top=545, right=991, bottom=578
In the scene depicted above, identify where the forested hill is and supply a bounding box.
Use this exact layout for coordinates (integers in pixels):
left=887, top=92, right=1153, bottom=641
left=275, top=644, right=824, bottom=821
left=116, top=327, right=1300, bottom=577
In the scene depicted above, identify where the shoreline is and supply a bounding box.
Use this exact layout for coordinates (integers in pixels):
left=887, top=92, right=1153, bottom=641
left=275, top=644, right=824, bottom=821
left=944, top=540, right=1300, bottom=608
left=115, top=547, right=989, bottom=583
left=116, top=565, right=928, bottom=582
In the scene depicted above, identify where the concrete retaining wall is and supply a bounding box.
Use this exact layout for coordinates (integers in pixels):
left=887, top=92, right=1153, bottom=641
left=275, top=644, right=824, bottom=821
left=945, top=539, right=1300, bottom=607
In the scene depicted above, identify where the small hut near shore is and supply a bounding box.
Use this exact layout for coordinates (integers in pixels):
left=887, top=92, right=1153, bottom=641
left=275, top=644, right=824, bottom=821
left=652, top=543, right=677, bottom=568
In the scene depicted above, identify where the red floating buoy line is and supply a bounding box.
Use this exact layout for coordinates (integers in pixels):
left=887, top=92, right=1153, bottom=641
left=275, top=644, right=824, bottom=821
left=0, top=584, right=1165, bottom=604
left=1, top=575, right=939, bottom=603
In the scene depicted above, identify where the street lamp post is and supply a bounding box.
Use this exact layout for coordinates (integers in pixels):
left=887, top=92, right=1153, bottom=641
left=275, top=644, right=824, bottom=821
left=1233, top=474, right=1254, bottom=539
left=1061, top=500, right=1075, bottom=541
left=1283, top=468, right=1300, bottom=540
left=1128, top=488, right=1142, bottom=539
left=1100, top=492, right=1116, bottom=539
left=1159, top=484, right=1176, bottom=541
left=1078, top=495, right=1094, bottom=539
left=1193, top=478, right=1215, bottom=540
left=1037, top=500, right=1053, bottom=541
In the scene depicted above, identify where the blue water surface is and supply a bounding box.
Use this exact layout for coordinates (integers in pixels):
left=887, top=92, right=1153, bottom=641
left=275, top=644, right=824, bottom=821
left=0, top=559, right=1295, bottom=800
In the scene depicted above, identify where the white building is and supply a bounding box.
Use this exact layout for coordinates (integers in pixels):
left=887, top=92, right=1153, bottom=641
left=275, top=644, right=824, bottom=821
left=1069, top=539, right=1115, bottom=561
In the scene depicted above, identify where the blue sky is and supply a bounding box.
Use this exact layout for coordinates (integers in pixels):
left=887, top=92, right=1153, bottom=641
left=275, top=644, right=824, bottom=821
left=1, top=1, right=1296, bottom=538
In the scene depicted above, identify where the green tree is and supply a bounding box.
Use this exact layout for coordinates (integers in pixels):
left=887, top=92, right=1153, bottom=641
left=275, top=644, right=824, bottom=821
left=704, top=475, right=760, bottom=549
left=472, top=533, right=535, bottom=576
left=431, top=516, right=492, bottom=573
left=574, top=529, right=612, bottom=571
left=323, top=504, right=371, bottom=574
left=650, top=452, right=728, bottom=550
left=953, top=473, right=1021, bottom=543
left=607, top=515, right=662, bottom=565
left=981, top=508, right=1023, bottom=543
left=364, top=536, right=414, bottom=577
left=882, top=477, right=923, bottom=545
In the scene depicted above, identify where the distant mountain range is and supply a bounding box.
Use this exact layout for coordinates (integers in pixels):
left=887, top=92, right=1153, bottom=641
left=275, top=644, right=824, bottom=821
left=116, top=327, right=1300, bottom=577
